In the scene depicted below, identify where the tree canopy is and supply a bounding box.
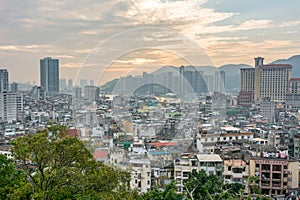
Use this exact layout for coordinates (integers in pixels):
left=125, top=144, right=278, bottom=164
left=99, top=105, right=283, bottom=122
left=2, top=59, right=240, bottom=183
left=184, top=170, right=244, bottom=200
left=8, top=127, right=137, bottom=200
left=0, top=126, right=273, bottom=200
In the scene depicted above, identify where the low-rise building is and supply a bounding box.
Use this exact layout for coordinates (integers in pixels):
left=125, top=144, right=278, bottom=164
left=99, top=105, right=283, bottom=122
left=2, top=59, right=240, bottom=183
left=249, top=157, right=299, bottom=196
left=174, top=153, right=223, bottom=193
left=130, top=157, right=151, bottom=193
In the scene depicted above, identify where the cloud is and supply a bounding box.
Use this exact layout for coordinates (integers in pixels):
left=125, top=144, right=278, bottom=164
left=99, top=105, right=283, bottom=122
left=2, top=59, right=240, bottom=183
left=114, top=58, right=156, bottom=65
left=0, top=0, right=300, bottom=83
left=0, top=44, right=52, bottom=53
left=279, top=20, right=300, bottom=27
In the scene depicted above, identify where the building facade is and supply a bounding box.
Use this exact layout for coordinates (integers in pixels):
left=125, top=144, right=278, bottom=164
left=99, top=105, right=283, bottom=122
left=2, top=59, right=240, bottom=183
left=249, top=157, right=299, bottom=196
left=239, top=68, right=255, bottom=106
left=239, top=57, right=292, bottom=105
left=286, top=78, right=300, bottom=109
left=0, top=69, right=9, bottom=92
left=0, top=92, right=23, bottom=122
left=10, top=82, right=18, bottom=93
left=40, top=57, right=59, bottom=93
left=84, top=85, right=99, bottom=101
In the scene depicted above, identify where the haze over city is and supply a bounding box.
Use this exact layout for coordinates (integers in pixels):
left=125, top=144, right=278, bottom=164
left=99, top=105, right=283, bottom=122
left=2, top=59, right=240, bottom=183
left=1, top=0, right=300, bottom=84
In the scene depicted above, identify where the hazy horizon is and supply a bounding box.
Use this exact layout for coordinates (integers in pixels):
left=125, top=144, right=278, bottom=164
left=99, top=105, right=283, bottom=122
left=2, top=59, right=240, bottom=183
left=1, top=0, right=300, bottom=84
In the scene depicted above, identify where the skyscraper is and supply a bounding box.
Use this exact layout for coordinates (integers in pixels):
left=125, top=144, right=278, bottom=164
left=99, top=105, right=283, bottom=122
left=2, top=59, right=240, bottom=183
left=239, top=68, right=255, bottom=105
left=0, top=92, right=23, bottom=122
left=0, top=69, right=9, bottom=92
left=239, top=57, right=292, bottom=105
left=84, top=85, right=99, bottom=101
left=10, top=82, right=18, bottom=93
left=68, top=79, right=73, bottom=90
left=254, top=57, right=292, bottom=102
left=40, top=57, right=59, bottom=93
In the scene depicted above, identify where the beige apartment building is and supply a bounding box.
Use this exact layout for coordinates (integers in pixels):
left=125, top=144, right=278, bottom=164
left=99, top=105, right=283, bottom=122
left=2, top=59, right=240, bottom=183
left=249, top=157, right=299, bottom=196
left=239, top=57, right=292, bottom=105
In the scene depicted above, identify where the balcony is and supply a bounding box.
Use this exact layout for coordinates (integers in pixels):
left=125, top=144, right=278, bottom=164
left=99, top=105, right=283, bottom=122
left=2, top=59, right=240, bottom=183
left=261, top=182, right=270, bottom=187
left=272, top=183, right=282, bottom=188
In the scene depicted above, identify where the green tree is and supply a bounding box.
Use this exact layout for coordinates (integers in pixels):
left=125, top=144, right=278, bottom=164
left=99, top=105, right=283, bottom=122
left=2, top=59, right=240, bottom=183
left=247, top=176, right=261, bottom=195
left=142, top=181, right=183, bottom=200
left=0, top=154, right=30, bottom=200
left=184, top=170, right=243, bottom=200
left=11, top=127, right=135, bottom=200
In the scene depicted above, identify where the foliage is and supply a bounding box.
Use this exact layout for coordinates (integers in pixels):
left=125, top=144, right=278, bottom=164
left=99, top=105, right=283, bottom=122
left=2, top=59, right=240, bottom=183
left=184, top=170, right=243, bottom=200
left=142, top=181, right=183, bottom=200
left=0, top=154, right=31, bottom=200
left=247, top=176, right=262, bottom=195
left=10, top=126, right=135, bottom=200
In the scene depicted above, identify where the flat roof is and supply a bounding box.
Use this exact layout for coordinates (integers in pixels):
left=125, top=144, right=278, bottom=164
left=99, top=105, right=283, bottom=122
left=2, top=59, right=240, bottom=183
left=221, top=126, right=240, bottom=132
left=197, top=154, right=222, bottom=162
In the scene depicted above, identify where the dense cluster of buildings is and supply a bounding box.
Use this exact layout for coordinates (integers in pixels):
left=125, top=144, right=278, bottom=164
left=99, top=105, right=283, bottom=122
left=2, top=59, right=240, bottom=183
left=0, top=56, right=300, bottom=199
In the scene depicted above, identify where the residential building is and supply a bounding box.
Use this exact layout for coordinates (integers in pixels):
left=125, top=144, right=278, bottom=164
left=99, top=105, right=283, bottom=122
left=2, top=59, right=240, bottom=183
left=84, top=85, right=99, bottom=101
left=80, top=79, right=88, bottom=89
left=151, top=166, right=174, bottom=190
left=239, top=57, right=292, bottom=105
left=40, top=57, right=59, bottom=93
left=260, top=97, right=275, bottom=123
left=239, top=68, right=255, bottom=106
left=0, top=69, right=9, bottom=92
left=214, top=70, right=225, bottom=93
left=293, top=134, right=300, bottom=159
left=223, top=159, right=249, bottom=185
left=249, top=157, right=299, bottom=196
left=196, top=126, right=254, bottom=153
left=254, top=57, right=292, bottom=103
left=59, top=79, right=67, bottom=91
left=0, top=92, right=23, bottom=122
left=286, top=78, right=300, bottom=109
left=130, top=158, right=151, bottom=193
left=10, top=82, right=18, bottom=93
left=174, top=153, right=223, bottom=193
left=68, top=79, right=73, bottom=90
left=73, top=86, right=82, bottom=100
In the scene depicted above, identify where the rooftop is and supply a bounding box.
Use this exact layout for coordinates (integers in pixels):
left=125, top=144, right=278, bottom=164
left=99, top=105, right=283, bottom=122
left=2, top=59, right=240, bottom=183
left=197, top=154, right=222, bottom=162
left=262, top=64, right=292, bottom=68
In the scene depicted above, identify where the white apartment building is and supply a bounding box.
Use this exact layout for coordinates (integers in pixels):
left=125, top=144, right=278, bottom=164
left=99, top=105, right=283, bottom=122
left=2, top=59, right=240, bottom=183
left=174, top=153, right=223, bottom=193
left=0, top=92, right=23, bottom=122
left=129, top=158, right=151, bottom=193
left=196, top=126, right=254, bottom=153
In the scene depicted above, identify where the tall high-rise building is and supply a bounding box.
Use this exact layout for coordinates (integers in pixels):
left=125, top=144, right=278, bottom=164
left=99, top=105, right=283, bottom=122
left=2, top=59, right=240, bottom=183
left=0, top=92, right=23, bottom=122
left=73, top=86, right=82, bottom=100
left=285, top=78, right=300, bottom=109
left=59, top=79, right=67, bottom=91
left=179, top=66, right=184, bottom=95
left=239, top=57, right=292, bottom=105
left=68, top=79, right=73, bottom=90
left=214, top=70, right=225, bottom=93
left=80, top=79, right=88, bottom=89
left=40, top=57, right=59, bottom=93
left=254, top=57, right=292, bottom=102
left=239, top=68, right=255, bottom=105
left=84, top=85, right=99, bottom=101
left=0, top=69, right=9, bottom=92
left=10, top=82, right=18, bottom=93
left=90, top=80, right=94, bottom=86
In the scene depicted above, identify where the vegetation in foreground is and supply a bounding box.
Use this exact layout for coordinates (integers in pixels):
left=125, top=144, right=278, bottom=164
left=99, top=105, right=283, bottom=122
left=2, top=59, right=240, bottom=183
left=0, top=126, right=271, bottom=200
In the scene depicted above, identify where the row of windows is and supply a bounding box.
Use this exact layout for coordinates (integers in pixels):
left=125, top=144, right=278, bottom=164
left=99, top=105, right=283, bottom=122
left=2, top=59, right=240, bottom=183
left=202, top=135, right=251, bottom=142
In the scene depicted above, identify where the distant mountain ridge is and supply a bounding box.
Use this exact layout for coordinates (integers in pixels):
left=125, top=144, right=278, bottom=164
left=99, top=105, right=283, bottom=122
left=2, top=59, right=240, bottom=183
left=100, top=55, right=300, bottom=92
left=272, top=55, right=300, bottom=78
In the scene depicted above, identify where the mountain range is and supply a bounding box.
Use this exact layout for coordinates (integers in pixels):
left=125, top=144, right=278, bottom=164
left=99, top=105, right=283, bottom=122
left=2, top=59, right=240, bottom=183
left=100, top=55, right=300, bottom=92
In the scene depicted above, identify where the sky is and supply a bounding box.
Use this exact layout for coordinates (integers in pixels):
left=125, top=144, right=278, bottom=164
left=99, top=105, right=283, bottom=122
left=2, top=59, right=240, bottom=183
left=1, top=0, right=300, bottom=85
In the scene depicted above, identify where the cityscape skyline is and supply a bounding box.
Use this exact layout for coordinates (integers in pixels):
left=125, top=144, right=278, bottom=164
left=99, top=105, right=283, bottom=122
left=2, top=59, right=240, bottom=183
left=0, top=0, right=300, bottom=84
